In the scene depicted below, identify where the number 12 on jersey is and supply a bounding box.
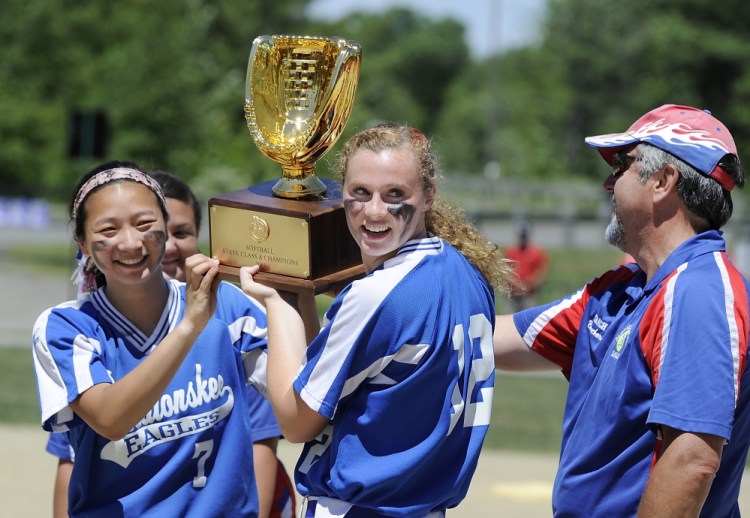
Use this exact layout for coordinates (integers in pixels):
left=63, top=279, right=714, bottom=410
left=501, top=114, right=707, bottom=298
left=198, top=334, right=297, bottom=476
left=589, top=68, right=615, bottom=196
left=448, top=314, right=494, bottom=435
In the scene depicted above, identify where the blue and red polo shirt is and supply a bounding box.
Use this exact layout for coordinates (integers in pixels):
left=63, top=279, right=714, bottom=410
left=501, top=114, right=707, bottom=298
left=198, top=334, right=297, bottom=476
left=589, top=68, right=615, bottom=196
left=514, top=231, right=750, bottom=517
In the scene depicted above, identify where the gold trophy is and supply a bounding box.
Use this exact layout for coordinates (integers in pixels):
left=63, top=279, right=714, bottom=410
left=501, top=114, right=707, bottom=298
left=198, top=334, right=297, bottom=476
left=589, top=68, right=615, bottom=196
left=209, top=35, right=364, bottom=293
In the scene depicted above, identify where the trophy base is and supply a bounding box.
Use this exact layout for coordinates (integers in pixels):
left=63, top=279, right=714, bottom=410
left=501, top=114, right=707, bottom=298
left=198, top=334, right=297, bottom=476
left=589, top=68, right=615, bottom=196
left=216, top=263, right=365, bottom=295
left=209, top=178, right=365, bottom=294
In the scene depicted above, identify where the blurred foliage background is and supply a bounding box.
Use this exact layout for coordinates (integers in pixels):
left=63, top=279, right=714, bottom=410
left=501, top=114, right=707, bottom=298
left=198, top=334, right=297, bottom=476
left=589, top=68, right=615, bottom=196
left=4, top=0, right=750, bottom=461
left=2, top=0, right=750, bottom=208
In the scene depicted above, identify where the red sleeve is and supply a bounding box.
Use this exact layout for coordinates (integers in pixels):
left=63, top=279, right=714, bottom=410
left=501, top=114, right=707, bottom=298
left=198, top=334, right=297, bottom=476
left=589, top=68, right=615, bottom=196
left=526, top=265, right=641, bottom=379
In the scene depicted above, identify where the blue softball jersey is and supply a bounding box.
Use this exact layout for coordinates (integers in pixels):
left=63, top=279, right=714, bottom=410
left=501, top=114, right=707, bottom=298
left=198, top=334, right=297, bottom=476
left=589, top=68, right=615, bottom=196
left=293, top=236, right=496, bottom=517
left=32, top=279, right=268, bottom=517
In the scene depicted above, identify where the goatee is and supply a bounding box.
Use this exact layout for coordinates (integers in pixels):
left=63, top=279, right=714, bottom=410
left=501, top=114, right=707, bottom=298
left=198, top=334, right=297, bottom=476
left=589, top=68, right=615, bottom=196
left=605, top=210, right=626, bottom=251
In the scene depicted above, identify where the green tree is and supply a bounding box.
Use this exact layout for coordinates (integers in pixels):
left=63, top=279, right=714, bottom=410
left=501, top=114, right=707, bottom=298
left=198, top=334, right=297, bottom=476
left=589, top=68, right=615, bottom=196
left=0, top=0, right=309, bottom=200
left=436, top=46, right=570, bottom=178
left=6, top=0, right=750, bottom=202
left=305, top=8, right=470, bottom=135
left=435, top=0, right=750, bottom=188
left=542, top=0, right=750, bottom=181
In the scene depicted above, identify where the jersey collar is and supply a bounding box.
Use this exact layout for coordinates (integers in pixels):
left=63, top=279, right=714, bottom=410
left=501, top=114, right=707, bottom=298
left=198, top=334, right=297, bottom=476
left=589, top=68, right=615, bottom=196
left=645, top=230, right=726, bottom=291
left=89, top=279, right=181, bottom=353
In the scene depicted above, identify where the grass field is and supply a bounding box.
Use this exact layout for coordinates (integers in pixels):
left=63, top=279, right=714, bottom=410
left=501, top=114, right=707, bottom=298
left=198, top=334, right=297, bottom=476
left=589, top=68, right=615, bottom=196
left=1, top=347, right=568, bottom=453
left=1, top=347, right=41, bottom=424
left=522, top=247, right=622, bottom=305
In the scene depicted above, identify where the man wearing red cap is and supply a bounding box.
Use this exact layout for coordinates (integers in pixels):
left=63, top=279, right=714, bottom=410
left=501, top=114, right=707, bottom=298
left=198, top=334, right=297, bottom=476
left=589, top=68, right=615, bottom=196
left=494, top=105, right=750, bottom=516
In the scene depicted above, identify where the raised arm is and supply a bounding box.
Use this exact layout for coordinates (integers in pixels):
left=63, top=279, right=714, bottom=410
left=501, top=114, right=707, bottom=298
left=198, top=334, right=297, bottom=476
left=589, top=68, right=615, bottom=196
left=240, top=265, right=328, bottom=443
left=70, top=255, right=220, bottom=440
left=494, top=313, right=558, bottom=371
left=279, top=290, right=320, bottom=344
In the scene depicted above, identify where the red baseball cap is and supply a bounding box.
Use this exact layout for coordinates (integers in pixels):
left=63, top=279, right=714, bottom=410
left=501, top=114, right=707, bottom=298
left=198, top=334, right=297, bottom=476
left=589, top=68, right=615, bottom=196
left=585, top=104, right=738, bottom=190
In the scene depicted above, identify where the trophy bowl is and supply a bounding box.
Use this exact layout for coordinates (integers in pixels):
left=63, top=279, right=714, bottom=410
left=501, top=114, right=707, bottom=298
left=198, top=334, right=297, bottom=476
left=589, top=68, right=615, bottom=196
left=244, top=35, right=361, bottom=199
left=208, top=34, right=365, bottom=293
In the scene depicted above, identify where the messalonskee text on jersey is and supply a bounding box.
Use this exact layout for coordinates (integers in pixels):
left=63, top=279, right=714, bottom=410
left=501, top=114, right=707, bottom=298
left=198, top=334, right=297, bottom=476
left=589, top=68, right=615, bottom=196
left=99, top=364, right=234, bottom=468
left=587, top=313, right=608, bottom=341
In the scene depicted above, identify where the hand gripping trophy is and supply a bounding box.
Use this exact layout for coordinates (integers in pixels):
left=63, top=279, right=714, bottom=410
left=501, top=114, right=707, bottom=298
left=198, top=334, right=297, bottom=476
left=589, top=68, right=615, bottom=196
left=209, top=35, right=364, bottom=293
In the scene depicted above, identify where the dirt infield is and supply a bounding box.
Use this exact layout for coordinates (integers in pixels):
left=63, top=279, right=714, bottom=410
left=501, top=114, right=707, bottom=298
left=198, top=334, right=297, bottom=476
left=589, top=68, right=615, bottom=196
left=2, top=423, right=750, bottom=517
left=0, top=424, right=559, bottom=517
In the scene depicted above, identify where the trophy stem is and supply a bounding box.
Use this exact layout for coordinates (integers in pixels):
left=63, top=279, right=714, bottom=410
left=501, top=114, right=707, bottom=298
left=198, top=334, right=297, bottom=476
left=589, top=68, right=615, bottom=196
left=272, top=165, right=328, bottom=199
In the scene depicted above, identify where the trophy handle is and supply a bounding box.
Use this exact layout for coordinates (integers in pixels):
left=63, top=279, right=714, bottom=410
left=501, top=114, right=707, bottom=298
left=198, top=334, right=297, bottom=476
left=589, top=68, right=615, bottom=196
left=309, top=38, right=361, bottom=164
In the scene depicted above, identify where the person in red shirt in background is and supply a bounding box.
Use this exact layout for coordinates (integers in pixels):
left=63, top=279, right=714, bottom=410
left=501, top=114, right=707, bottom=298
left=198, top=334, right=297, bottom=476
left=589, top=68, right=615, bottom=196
left=504, top=219, right=549, bottom=311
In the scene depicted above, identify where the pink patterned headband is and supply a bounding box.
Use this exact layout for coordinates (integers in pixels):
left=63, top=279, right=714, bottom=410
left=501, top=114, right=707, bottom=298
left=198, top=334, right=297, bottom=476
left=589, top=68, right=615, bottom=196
left=72, top=168, right=167, bottom=220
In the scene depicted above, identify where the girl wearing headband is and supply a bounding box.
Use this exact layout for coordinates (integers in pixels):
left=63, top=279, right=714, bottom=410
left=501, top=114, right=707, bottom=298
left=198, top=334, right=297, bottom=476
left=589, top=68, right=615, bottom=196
left=32, top=161, right=271, bottom=516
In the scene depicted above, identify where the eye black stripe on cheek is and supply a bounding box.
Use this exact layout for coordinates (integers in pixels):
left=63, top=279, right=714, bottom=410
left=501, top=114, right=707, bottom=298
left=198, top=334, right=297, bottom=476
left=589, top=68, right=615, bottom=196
left=344, top=199, right=364, bottom=213
left=388, top=203, right=417, bottom=239
left=387, top=203, right=414, bottom=220
left=91, top=239, right=111, bottom=251
left=144, top=230, right=167, bottom=243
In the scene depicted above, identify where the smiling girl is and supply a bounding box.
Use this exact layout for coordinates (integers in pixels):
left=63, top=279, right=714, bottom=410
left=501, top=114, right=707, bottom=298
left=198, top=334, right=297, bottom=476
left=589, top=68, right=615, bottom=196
left=32, top=164, right=269, bottom=516
left=240, top=123, right=513, bottom=517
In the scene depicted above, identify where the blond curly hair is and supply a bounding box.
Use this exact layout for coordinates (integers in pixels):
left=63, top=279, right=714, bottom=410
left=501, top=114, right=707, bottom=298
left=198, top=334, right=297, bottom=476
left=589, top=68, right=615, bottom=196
left=337, top=123, right=513, bottom=293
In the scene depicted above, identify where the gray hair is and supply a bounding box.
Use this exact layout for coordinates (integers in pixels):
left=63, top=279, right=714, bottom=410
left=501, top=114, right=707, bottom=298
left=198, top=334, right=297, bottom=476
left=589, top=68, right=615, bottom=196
left=636, top=143, right=738, bottom=230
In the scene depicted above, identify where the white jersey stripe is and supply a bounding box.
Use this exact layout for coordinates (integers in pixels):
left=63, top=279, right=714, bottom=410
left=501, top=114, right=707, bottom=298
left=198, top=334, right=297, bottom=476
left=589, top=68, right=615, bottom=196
left=714, top=252, right=741, bottom=405
left=301, top=239, right=441, bottom=415
left=89, top=279, right=179, bottom=352
left=72, top=334, right=102, bottom=400
left=32, top=308, right=70, bottom=426
left=340, top=342, right=430, bottom=397
left=658, top=264, right=687, bottom=370
left=523, top=288, right=585, bottom=346
left=92, top=291, right=147, bottom=345
left=301, top=263, right=413, bottom=414
left=228, top=316, right=267, bottom=343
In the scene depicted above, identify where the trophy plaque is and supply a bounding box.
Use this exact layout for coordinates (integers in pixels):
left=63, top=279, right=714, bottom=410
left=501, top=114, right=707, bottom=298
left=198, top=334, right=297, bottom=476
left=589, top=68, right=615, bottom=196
left=209, top=35, right=364, bottom=294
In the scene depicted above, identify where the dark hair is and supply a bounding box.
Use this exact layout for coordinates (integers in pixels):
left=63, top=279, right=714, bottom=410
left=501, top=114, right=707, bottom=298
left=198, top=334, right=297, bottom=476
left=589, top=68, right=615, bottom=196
left=69, top=160, right=169, bottom=242
left=151, top=171, right=202, bottom=234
